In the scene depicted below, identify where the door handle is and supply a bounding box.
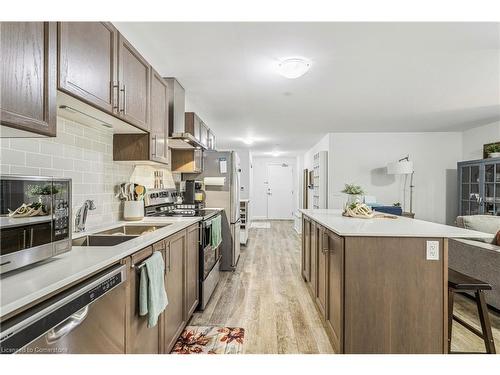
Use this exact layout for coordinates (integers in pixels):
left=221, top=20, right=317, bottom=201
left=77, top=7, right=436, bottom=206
left=45, top=306, right=89, bottom=344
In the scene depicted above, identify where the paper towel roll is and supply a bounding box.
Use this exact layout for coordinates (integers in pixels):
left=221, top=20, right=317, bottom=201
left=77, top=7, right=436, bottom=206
left=204, top=177, right=226, bottom=186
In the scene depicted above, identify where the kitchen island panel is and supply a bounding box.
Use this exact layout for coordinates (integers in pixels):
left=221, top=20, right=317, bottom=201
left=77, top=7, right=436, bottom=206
left=343, top=236, right=447, bottom=353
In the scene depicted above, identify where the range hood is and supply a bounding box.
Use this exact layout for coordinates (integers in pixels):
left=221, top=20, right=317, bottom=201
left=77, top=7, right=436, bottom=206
left=165, top=77, right=207, bottom=150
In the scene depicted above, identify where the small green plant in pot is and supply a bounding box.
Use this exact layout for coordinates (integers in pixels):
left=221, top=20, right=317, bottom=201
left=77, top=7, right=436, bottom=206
left=485, top=144, right=500, bottom=159
left=341, top=183, right=365, bottom=206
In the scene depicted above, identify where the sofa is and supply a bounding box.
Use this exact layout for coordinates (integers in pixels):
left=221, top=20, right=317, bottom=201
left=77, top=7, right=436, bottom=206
left=449, top=215, right=500, bottom=310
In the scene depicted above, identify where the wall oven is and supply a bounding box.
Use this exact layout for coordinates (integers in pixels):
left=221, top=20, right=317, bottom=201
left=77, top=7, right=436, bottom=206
left=0, top=176, right=71, bottom=274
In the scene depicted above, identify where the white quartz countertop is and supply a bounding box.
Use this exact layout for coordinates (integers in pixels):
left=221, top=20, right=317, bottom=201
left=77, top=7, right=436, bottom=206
left=300, top=209, right=494, bottom=239
left=0, top=216, right=202, bottom=319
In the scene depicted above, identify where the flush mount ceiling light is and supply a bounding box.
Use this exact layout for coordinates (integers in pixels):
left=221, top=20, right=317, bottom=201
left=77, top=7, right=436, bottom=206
left=242, top=138, right=254, bottom=145
left=276, top=57, right=311, bottom=79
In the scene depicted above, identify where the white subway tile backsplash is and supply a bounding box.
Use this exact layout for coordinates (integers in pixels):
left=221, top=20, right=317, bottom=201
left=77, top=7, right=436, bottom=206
left=2, top=117, right=135, bottom=225
left=52, top=156, right=74, bottom=171
left=26, top=152, right=52, bottom=168
left=40, top=142, right=61, bottom=156
left=10, top=165, right=40, bottom=176
left=1, top=148, right=25, bottom=165
left=75, top=136, right=93, bottom=150
left=10, top=138, right=40, bottom=153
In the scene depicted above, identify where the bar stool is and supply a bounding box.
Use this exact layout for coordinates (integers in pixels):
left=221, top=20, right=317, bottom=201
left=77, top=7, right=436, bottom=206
left=448, top=268, right=496, bottom=354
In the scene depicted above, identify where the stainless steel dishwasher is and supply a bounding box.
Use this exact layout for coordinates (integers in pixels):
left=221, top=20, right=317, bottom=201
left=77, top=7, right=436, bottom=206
left=0, top=264, right=127, bottom=354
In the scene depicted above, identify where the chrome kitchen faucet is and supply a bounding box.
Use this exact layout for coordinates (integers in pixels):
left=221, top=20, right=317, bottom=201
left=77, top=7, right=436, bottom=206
left=74, top=200, right=96, bottom=232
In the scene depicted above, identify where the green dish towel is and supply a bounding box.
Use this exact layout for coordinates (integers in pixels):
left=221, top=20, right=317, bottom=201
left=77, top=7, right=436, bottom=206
left=211, top=215, right=222, bottom=249
left=139, top=251, right=168, bottom=328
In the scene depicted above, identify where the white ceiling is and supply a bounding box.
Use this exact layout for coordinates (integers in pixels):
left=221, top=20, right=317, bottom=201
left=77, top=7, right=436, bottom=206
left=115, top=22, right=500, bottom=156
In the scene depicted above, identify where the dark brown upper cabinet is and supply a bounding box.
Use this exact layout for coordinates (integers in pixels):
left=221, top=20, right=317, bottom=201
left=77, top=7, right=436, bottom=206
left=118, top=34, right=151, bottom=132
left=113, top=69, right=169, bottom=166
left=149, top=69, right=169, bottom=164
left=0, top=22, right=57, bottom=137
left=199, top=121, right=209, bottom=149
left=58, top=22, right=118, bottom=114
left=184, top=112, right=201, bottom=142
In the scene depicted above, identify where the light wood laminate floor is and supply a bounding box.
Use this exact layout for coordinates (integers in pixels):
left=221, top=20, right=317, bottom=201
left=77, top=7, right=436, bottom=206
left=190, top=221, right=334, bottom=354
left=190, top=221, right=500, bottom=354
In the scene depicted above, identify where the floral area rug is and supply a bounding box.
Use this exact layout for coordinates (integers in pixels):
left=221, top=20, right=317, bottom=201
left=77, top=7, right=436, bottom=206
left=171, top=326, right=245, bottom=354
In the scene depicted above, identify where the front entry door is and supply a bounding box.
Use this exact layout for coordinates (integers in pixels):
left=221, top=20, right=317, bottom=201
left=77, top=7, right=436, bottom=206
left=267, top=163, right=294, bottom=219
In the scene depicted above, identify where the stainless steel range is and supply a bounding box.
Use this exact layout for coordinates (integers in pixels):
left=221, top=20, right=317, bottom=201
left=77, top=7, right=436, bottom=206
left=144, top=189, right=222, bottom=310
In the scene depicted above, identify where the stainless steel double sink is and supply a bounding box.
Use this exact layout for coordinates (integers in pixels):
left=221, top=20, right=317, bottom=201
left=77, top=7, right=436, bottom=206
left=72, top=224, right=170, bottom=247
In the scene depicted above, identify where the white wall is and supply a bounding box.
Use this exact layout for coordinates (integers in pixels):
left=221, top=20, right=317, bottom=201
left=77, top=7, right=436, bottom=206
left=251, top=156, right=297, bottom=220
left=300, top=132, right=463, bottom=224
left=462, top=121, right=500, bottom=161
left=329, top=133, right=462, bottom=224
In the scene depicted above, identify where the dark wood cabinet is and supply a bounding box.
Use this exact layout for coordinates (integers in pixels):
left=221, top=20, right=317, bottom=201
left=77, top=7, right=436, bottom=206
left=325, top=229, right=344, bottom=353
left=118, top=34, right=151, bottom=131
left=316, top=225, right=328, bottom=318
left=125, top=246, right=160, bottom=354
left=301, top=217, right=311, bottom=281
left=58, top=22, right=118, bottom=113
left=199, top=122, right=209, bottom=149
left=0, top=22, right=57, bottom=137
left=185, top=224, right=200, bottom=318
left=184, top=112, right=201, bottom=141
left=208, top=129, right=216, bottom=150
left=309, top=220, right=318, bottom=296
left=150, top=69, right=169, bottom=164
left=171, top=149, right=203, bottom=173
left=163, top=230, right=186, bottom=352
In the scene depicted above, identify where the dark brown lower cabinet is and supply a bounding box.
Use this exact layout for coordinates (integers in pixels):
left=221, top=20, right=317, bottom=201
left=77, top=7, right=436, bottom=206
left=125, top=245, right=160, bottom=354
left=316, top=225, right=328, bottom=318
left=301, top=214, right=447, bottom=354
left=162, top=230, right=186, bottom=353
left=325, top=230, right=344, bottom=354
left=185, top=224, right=199, bottom=318
left=301, top=217, right=311, bottom=281
left=308, top=221, right=318, bottom=296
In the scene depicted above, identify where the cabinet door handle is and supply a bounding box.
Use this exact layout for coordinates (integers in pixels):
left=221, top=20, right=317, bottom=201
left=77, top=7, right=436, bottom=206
left=166, top=243, right=171, bottom=272
left=322, top=231, right=329, bottom=253
left=112, top=81, right=119, bottom=112
left=152, top=135, right=157, bottom=157
left=120, top=84, right=127, bottom=114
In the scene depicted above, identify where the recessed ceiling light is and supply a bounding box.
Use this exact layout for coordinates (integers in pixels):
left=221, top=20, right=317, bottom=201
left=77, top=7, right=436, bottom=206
left=271, top=151, right=281, bottom=157
left=276, top=57, right=311, bottom=79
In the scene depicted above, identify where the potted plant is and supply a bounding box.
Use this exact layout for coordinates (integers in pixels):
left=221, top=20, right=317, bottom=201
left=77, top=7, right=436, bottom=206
left=341, top=183, right=365, bottom=206
left=485, top=144, right=500, bottom=158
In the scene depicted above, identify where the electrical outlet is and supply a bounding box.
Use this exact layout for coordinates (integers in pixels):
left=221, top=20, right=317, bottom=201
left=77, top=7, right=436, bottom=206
left=426, top=241, right=440, bottom=260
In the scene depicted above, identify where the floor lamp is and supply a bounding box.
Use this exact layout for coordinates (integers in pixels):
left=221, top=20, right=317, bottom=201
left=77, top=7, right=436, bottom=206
left=387, top=156, right=415, bottom=214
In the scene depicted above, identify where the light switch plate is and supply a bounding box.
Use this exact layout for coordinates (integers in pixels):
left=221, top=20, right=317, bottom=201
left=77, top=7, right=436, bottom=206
left=426, top=241, right=440, bottom=260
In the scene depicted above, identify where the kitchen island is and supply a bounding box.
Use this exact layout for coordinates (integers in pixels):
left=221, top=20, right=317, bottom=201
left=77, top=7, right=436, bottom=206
left=300, top=209, right=492, bottom=354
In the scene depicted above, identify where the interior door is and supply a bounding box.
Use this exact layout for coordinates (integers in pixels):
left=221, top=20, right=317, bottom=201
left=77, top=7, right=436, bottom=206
left=267, top=163, right=294, bottom=219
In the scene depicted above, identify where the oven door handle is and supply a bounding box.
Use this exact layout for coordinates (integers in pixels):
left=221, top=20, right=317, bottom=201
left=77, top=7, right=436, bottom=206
left=45, top=306, right=89, bottom=344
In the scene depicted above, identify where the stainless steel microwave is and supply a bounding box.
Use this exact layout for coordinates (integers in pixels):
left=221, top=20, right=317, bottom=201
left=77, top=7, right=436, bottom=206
left=0, top=175, right=72, bottom=274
